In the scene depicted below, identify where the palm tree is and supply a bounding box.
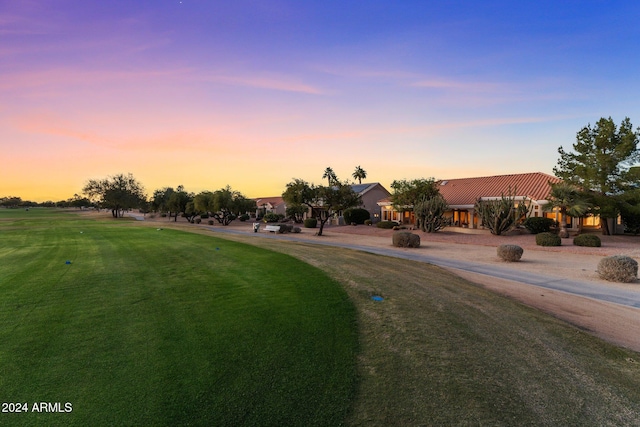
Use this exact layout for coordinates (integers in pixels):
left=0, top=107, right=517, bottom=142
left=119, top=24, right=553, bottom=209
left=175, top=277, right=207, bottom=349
left=543, top=182, right=591, bottom=238
left=322, top=167, right=338, bottom=186
left=352, top=166, right=367, bottom=184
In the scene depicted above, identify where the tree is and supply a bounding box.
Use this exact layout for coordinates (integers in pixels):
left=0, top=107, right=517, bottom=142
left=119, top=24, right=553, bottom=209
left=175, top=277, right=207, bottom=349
left=390, top=178, right=439, bottom=216
left=322, top=167, right=338, bottom=186
left=167, top=188, right=193, bottom=222
left=352, top=166, right=367, bottom=184
left=553, top=117, right=640, bottom=235
left=617, top=189, right=640, bottom=235
left=210, top=186, right=254, bottom=225
left=414, top=194, right=449, bottom=233
left=282, top=175, right=361, bottom=236
left=474, top=190, right=529, bottom=235
left=151, top=187, right=176, bottom=215
left=543, top=182, right=591, bottom=237
left=83, top=173, right=146, bottom=218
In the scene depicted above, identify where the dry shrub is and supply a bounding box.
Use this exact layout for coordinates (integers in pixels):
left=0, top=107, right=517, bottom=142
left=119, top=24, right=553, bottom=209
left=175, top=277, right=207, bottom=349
left=497, top=244, right=523, bottom=262
left=392, top=231, right=420, bottom=248
left=597, top=255, right=638, bottom=283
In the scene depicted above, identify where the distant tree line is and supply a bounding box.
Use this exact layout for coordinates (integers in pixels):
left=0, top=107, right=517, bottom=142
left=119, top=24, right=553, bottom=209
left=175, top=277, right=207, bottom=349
left=8, top=118, right=640, bottom=235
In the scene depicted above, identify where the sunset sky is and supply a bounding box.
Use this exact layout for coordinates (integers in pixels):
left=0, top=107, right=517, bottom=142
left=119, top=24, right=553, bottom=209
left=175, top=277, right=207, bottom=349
left=2, top=1, right=640, bottom=202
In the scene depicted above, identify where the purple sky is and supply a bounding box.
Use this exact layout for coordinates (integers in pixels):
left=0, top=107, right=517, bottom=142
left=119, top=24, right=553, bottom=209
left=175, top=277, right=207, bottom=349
left=2, top=1, right=640, bottom=201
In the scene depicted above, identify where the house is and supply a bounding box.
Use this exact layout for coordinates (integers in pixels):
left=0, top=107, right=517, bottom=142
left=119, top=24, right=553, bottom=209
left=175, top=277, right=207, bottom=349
left=377, top=172, right=601, bottom=231
left=350, top=183, right=391, bottom=222
left=254, top=196, right=287, bottom=218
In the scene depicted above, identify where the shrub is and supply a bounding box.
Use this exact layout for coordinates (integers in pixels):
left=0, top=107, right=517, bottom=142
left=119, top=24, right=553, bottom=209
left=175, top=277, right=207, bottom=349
left=364, top=219, right=372, bottom=226
left=377, top=221, right=396, bottom=229
left=161, top=213, right=167, bottom=218
left=536, top=232, right=561, bottom=246
left=278, top=224, right=293, bottom=233
left=263, top=212, right=280, bottom=223
left=573, top=234, right=601, bottom=247
left=208, top=220, right=214, bottom=225
left=293, top=227, right=301, bottom=233
left=597, top=255, right=638, bottom=282
left=343, top=208, right=371, bottom=225
left=523, top=217, right=555, bottom=234
left=392, top=231, right=420, bottom=248
left=195, top=218, right=202, bottom=224
left=497, top=244, right=523, bottom=262
left=200, top=214, right=209, bottom=219
left=238, top=214, right=250, bottom=222
left=304, top=218, right=317, bottom=228
left=474, top=191, right=529, bottom=235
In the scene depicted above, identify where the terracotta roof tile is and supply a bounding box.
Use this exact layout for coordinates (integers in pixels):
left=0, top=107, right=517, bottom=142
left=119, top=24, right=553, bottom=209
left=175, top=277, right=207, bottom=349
left=438, top=172, right=561, bottom=206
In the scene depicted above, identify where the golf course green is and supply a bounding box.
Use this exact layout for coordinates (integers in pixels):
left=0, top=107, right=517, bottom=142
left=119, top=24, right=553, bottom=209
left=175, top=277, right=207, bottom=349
left=0, top=209, right=358, bottom=426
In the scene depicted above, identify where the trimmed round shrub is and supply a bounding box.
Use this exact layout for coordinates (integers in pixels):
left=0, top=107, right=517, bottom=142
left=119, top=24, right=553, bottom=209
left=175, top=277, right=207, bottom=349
left=376, top=221, right=396, bottom=229
left=497, top=244, right=523, bottom=262
left=238, top=214, right=250, bottom=222
left=364, top=219, right=372, bottom=226
left=343, top=208, right=371, bottom=225
left=523, top=217, right=555, bottom=234
left=536, top=232, right=561, bottom=246
left=597, top=255, right=638, bottom=282
left=573, top=234, right=601, bottom=247
left=303, top=218, right=317, bottom=228
left=392, top=231, right=420, bottom=248
left=293, top=227, right=301, bottom=233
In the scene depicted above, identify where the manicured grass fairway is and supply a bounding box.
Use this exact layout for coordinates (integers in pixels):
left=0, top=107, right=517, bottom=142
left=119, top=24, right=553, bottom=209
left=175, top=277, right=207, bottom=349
left=0, top=210, right=358, bottom=426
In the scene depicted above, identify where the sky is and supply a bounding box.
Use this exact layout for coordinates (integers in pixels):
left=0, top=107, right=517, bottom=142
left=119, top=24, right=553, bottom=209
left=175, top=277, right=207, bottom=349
left=2, top=0, right=640, bottom=202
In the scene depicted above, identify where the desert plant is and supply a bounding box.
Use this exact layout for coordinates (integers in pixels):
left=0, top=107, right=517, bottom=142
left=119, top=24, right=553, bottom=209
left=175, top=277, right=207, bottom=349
left=303, top=218, right=317, bottom=228
left=597, top=255, right=638, bottom=282
left=293, top=227, right=301, bottom=233
left=377, top=221, right=396, bottom=229
left=573, top=234, right=601, bottom=247
left=474, top=190, right=529, bottom=235
left=392, top=231, right=421, bottom=248
left=536, top=232, right=561, bottom=246
left=497, top=244, right=524, bottom=262
left=208, top=220, right=214, bottom=225
left=195, top=218, right=202, bottom=224
left=414, top=194, right=449, bottom=233
left=263, top=212, right=281, bottom=223
left=364, top=219, right=372, bottom=226
left=238, top=214, right=250, bottom=222
left=523, top=217, right=556, bottom=234
left=343, top=208, right=371, bottom=225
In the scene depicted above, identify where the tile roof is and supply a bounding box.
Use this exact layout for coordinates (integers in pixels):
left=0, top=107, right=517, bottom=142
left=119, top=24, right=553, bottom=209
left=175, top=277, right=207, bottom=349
left=437, top=172, right=562, bottom=206
left=254, top=196, right=284, bottom=207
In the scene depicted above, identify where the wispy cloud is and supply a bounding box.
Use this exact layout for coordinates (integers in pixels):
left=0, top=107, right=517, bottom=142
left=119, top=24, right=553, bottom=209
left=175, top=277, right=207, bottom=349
left=201, top=73, right=324, bottom=95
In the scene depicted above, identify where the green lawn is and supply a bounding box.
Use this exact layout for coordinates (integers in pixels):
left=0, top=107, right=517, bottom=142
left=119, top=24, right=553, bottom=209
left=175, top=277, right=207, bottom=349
left=0, top=209, right=358, bottom=426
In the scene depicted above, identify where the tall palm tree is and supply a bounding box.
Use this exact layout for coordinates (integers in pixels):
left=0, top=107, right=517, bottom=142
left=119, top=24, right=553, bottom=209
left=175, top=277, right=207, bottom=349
left=543, top=182, right=591, bottom=238
left=352, top=166, right=367, bottom=184
left=322, top=167, right=338, bottom=186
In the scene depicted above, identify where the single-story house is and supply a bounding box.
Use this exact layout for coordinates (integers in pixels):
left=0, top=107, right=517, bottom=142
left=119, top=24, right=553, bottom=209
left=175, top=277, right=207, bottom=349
left=254, top=196, right=287, bottom=218
left=350, top=182, right=391, bottom=222
left=377, top=172, right=616, bottom=232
